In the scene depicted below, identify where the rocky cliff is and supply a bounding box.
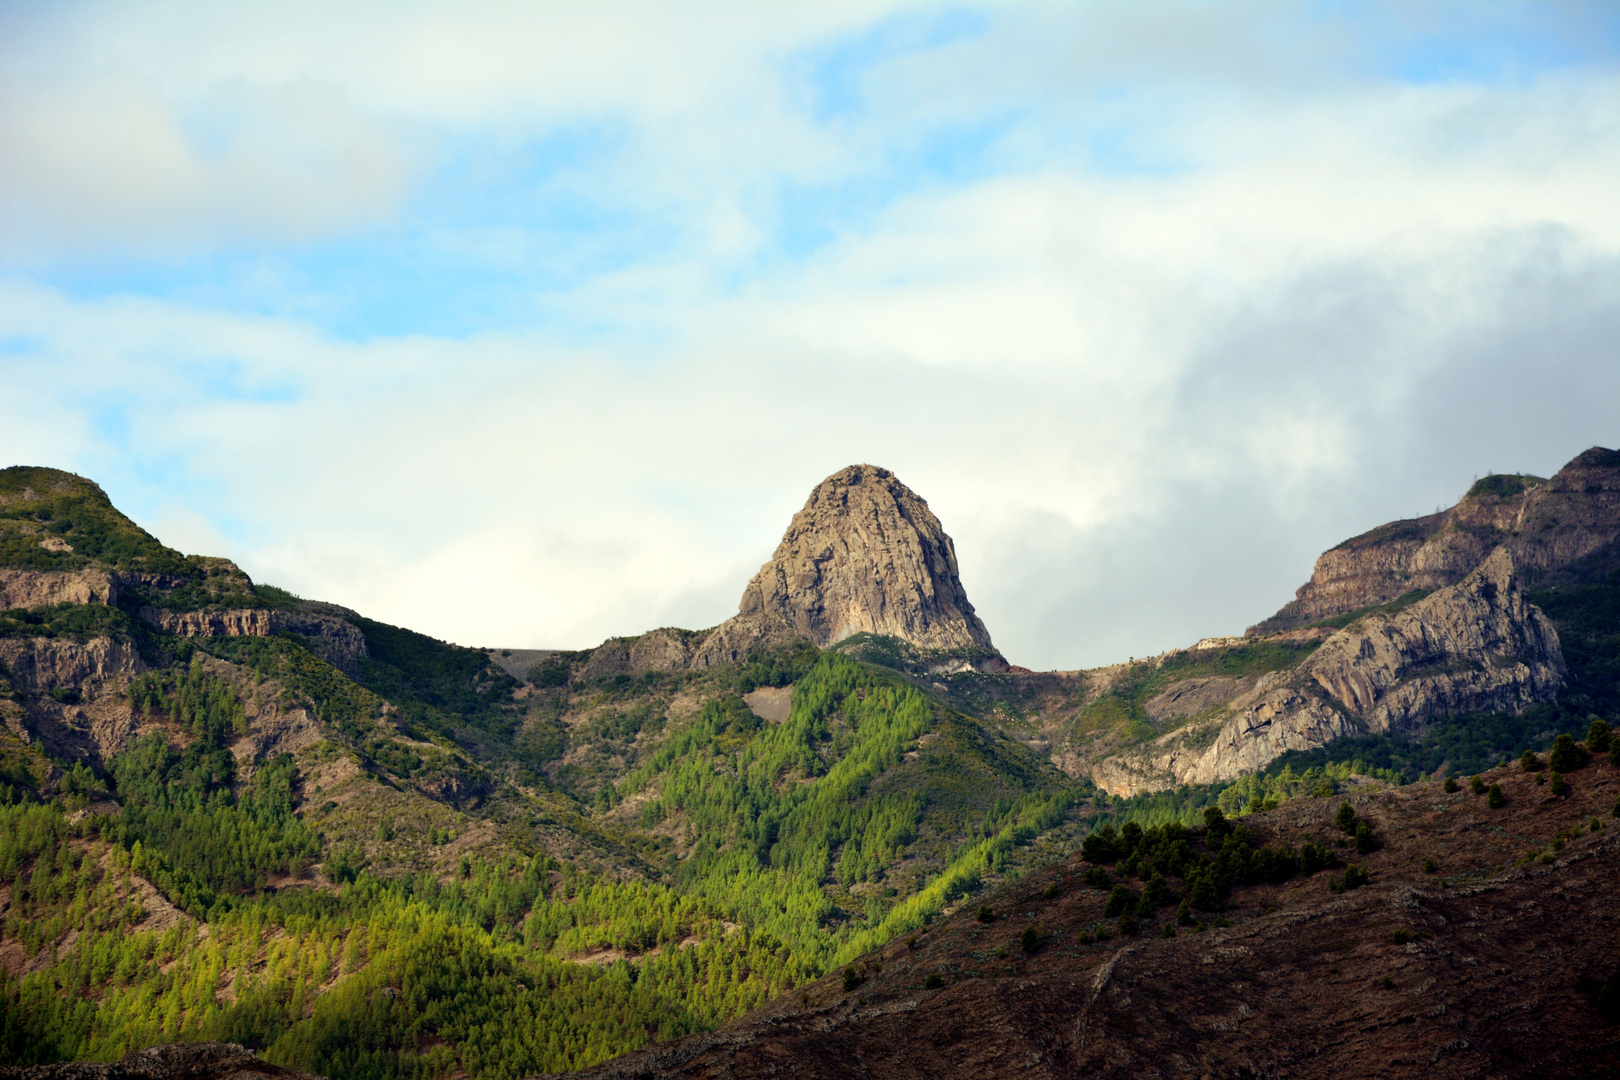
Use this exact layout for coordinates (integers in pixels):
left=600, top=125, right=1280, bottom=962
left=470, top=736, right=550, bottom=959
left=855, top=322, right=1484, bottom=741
left=1091, top=547, right=1567, bottom=794
left=1250, top=446, right=1620, bottom=635
left=691, top=465, right=997, bottom=667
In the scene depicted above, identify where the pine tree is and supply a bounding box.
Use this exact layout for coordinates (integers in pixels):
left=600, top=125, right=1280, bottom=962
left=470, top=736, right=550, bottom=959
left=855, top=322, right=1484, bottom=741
left=1587, top=719, right=1612, bottom=755
left=1488, top=782, right=1507, bottom=807
left=1549, top=733, right=1587, bottom=773
left=1336, top=802, right=1357, bottom=833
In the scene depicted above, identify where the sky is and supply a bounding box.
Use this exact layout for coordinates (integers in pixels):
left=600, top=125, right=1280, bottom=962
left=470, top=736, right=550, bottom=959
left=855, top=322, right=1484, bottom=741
left=2, top=1, right=1619, bottom=670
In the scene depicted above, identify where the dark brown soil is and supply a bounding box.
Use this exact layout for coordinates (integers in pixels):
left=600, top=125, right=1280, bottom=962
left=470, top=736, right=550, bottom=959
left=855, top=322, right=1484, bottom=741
left=548, top=755, right=1620, bottom=1079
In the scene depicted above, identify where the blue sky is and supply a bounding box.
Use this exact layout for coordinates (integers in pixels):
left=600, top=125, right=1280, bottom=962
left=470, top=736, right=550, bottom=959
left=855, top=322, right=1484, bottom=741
left=3, top=1, right=1620, bottom=667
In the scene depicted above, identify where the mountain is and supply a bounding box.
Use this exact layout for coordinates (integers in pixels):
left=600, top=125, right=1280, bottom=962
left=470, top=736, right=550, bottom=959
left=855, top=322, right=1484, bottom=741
left=1018, top=448, right=1620, bottom=797
left=2, top=452, right=1618, bottom=1079
left=1250, top=447, right=1620, bottom=636
left=0, top=463, right=1085, bottom=1077
left=545, top=744, right=1620, bottom=1080
left=694, top=464, right=999, bottom=668
left=554, top=464, right=1003, bottom=677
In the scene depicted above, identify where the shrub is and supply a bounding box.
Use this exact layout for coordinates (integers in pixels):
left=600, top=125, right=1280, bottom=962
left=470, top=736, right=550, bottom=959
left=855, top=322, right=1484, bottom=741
left=1343, top=864, right=1370, bottom=890
left=1537, top=772, right=1547, bottom=785
left=1104, top=884, right=1140, bottom=918
left=1078, top=930, right=1093, bottom=945
left=1588, top=719, right=1612, bottom=754
left=1084, top=866, right=1113, bottom=890
left=976, top=905, right=995, bottom=923
left=842, top=967, right=863, bottom=993
left=1469, top=775, right=1487, bottom=795
left=1380, top=975, right=1395, bottom=990
left=1549, top=733, right=1588, bottom=773
left=1020, top=925, right=1039, bottom=954
left=1336, top=802, right=1357, bottom=833
left=1422, top=857, right=1436, bottom=873
left=1443, top=776, right=1460, bottom=793
left=1161, top=921, right=1176, bottom=939
left=1392, top=929, right=1413, bottom=944
left=1521, top=749, right=1541, bottom=772
left=1354, top=822, right=1377, bottom=855
left=1043, top=881, right=1061, bottom=899
left=1612, top=795, right=1620, bottom=819
left=1117, top=913, right=1139, bottom=936
left=1176, top=898, right=1195, bottom=926
left=1548, top=773, right=1566, bottom=798
left=1488, top=782, right=1507, bottom=807
left=924, top=973, right=944, bottom=989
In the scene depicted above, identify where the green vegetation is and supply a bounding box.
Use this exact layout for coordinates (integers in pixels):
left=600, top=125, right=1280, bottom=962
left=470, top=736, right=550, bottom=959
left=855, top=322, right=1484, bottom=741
left=0, top=467, right=187, bottom=575
left=1075, top=641, right=1323, bottom=743
left=1466, top=473, right=1541, bottom=500
left=1310, top=589, right=1432, bottom=631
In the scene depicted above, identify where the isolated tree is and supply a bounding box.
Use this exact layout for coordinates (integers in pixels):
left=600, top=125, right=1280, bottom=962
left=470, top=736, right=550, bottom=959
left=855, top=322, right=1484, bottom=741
left=1443, top=776, right=1460, bottom=793
left=976, top=904, right=994, bottom=923
left=1548, top=772, right=1567, bottom=798
left=1549, top=733, right=1587, bottom=773
left=1488, top=782, right=1507, bottom=808
left=1521, top=749, right=1541, bottom=772
left=1354, top=822, right=1377, bottom=855
left=1336, top=802, right=1357, bottom=833
left=1586, top=719, right=1612, bottom=755
left=1470, top=775, right=1487, bottom=795
left=1020, top=925, right=1039, bottom=954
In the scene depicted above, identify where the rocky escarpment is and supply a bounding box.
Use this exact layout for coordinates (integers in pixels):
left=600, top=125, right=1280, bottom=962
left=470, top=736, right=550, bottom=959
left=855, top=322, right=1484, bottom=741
left=1250, top=446, right=1620, bottom=635
left=1093, top=548, right=1566, bottom=794
left=138, top=604, right=369, bottom=676
left=692, top=465, right=997, bottom=667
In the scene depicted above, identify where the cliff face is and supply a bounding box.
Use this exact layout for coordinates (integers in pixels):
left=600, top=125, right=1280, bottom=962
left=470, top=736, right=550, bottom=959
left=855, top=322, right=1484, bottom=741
left=692, top=465, right=997, bottom=666
left=1250, top=446, right=1620, bottom=635
left=1092, top=548, right=1567, bottom=794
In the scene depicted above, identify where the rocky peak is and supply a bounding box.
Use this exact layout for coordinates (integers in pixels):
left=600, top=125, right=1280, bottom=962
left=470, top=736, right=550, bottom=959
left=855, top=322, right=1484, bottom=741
left=695, top=465, right=997, bottom=665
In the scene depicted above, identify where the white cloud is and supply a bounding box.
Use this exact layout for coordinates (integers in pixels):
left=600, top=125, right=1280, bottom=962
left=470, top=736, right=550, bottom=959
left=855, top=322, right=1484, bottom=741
left=1, top=3, right=1618, bottom=667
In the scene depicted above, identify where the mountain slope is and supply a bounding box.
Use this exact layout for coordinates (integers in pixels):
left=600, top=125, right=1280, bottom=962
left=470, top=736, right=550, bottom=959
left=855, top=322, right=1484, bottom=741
left=547, top=743, right=1620, bottom=1080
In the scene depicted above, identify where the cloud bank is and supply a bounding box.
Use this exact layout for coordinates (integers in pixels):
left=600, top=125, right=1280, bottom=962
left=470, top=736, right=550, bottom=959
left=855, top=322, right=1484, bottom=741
left=2, top=1, right=1618, bottom=668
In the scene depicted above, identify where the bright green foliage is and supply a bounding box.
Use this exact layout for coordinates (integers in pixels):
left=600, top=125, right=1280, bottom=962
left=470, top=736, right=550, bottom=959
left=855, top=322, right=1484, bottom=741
left=111, top=666, right=320, bottom=916
left=0, top=467, right=187, bottom=574
left=0, top=801, right=814, bottom=1077
left=621, top=653, right=1074, bottom=967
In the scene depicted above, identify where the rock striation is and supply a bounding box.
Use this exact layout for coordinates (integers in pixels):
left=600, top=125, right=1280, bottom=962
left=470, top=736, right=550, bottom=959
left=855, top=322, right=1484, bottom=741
left=692, top=465, right=997, bottom=666
left=1094, top=547, right=1567, bottom=794
left=1250, top=446, right=1620, bottom=635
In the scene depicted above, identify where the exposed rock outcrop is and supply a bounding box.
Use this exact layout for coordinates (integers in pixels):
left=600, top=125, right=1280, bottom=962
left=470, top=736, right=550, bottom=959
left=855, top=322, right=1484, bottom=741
left=0, top=636, right=145, bottom=692
left=0, top=568, right=119, bottom=608
left=1251, top=446, right=1620, bottom=634
left=576, top=628, right=710, bottom=679
left=138, top=607, right=369, bottom=676
left=692, top=465, right=996, bottom=666
left=1093, top=548, right=1566, bottom=794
